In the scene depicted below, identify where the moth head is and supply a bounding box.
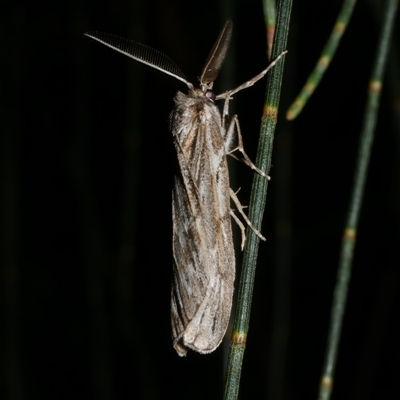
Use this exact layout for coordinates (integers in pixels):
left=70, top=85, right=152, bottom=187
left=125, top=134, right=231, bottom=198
left=198, top=81, right=215, bottom=102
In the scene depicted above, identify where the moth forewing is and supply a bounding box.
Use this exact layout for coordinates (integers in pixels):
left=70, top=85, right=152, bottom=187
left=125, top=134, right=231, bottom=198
left=84, top=18, right=286, bottom=357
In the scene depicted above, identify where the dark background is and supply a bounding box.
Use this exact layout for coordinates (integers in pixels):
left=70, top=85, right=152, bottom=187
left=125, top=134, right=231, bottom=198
left=1, top=0, right=399, bottom=399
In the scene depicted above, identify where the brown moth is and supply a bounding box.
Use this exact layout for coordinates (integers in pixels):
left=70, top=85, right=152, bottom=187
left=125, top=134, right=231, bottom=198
left=84, top=19, right=286, bottom=356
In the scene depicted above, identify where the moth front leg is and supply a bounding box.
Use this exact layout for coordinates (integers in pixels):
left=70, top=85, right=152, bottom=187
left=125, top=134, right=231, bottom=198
left=217, top=49, right=288, bottom=150
left=216, top=50, right=288, bottom=102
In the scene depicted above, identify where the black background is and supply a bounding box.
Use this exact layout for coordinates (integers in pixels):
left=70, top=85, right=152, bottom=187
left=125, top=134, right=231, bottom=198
left=1, top=0, right=399, bottom=399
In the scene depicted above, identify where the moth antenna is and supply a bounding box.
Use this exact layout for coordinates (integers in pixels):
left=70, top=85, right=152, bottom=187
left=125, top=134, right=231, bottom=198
left=200, top=18, right=233, bottom=87
left=84, top=32, right=191, bottom=87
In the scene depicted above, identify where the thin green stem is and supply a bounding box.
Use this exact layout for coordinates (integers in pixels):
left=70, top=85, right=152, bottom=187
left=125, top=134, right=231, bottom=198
left=223, top=1, right=292, bottom=398
left=318, top=1, right=398, bottom=399
left=263, top=0, right=277, bottom=59
left=286, top=0, right=357, bottom=120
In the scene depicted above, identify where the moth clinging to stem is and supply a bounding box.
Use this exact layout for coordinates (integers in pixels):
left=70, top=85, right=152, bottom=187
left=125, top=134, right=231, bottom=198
left=84, top=18, right=286, bottom=356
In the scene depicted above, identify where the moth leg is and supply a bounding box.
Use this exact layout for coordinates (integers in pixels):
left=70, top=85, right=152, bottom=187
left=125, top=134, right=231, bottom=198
left=217, top=50, right=287, bottom=139
left=227, top=115, right=271, bottom=180
left=223, top=110, right=236, bottom=153
left=216, top=51, right=287, bottom=101
left=230, top=188, right=266, bottom=242
left=230, top=209, right=246, bottom=250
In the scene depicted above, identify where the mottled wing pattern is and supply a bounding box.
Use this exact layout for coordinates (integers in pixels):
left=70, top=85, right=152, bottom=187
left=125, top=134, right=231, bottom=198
left=171, top=89, right=235, bottom=356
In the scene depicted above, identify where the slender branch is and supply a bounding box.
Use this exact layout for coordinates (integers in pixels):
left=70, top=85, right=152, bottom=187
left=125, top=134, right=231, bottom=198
left=286, top=0, right=357, bottom=120
left=263, top=0, right=277, bottom=59
left=318, top=1, right=399, bottom=399
left=223, top=1, right=292, bottom=398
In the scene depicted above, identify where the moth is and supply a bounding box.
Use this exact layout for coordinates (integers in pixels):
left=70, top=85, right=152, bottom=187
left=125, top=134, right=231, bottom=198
left=85, top=19, right=286, bottom=356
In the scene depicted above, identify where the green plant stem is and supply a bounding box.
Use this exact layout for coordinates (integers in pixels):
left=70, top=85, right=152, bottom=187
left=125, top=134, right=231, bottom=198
left=223, top=2, right=292, bottom=398
left=263, top=0, right=277, bottom=59
left=318, top=1, right=399, bottom=399
left=286, top=0, right=357, bottom=120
